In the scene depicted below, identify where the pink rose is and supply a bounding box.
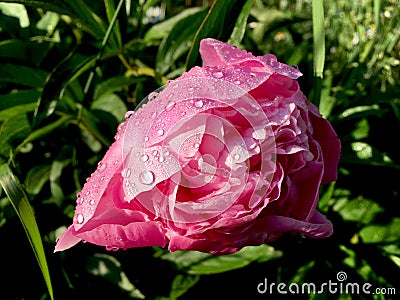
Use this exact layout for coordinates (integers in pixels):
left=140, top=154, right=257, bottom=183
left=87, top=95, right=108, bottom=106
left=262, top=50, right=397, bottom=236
left=55, top=38, right=340, bottom=254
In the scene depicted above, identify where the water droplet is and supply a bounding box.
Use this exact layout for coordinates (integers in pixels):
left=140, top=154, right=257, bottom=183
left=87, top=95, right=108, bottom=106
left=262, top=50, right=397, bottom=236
left=188, top=87, right=194, bottom=92
left=97, top=162, right=107, bottom=173
left=164, top=151, right=170, bottom=156
left=113, top=160, right=119, bottom=165
left=165, top=102, right=175, bottom=111
left=148, top=92, right=158, bottom=101
left=124, top=111, right=134, bottom=119
left=194, top=100, right=204, bottom=108
left=77, top=213, right=84, bottom=224
left=122, top=168, right=131, bottom=178
left=194, top=143, right=200, bottom=149
left=212, top=71, right=224, bottom=79
left=234, top=80, right=241, bottom=85
left=151, top=111, right=157, bottom=119
left=144, top=136, right=149, bottom=142
left=139, top=171, right=155, bottom=185
left=152, top=150, right=159, bottom=156
left=157, top=129, right=164, bottom=136
left=140, top=154, right=149, bottom=162
left=106, top=246, right=119, bottom=251
left=158, top=156, right=165, bottom=163
left=89, top=199, right=95, bottom=206
left=234, top=154, right=240, bottom=160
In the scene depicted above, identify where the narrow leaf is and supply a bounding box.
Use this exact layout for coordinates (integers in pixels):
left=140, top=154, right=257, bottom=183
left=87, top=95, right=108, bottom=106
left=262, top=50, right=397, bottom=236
left=228, top=0, right=254, bottom=46
left=185, top=0, right=248, bottom=70
left=0, top=164, right=54, bottom=300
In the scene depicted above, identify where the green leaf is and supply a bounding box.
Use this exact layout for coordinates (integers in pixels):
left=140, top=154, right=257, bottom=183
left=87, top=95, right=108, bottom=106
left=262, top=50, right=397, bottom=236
left=0, top=113, right=31, bottom=158
left=0, top=164, right=54, bottom=300
left=17, top=115, right=74, bottom=152
left=86, top=253, right=145, bottom=299
left=0, top=39, right=27, bottom=62
left=93, top=75, right=140, bottom=100
left=169, top=274, right=199, bottom=299
left=91, top=93, right=127, bottom=123
left=36, top=11, right=60, bottom=36
left=0, top=103, right=36, bottom=121
left=160, top=245, right=282, bottom=275
left=360, top=218, right=400, bottom=244
left=33, top=52, right=96, bottom=127
left=144, top=7, right=205, bottom=42
left=103, top=0, right=122, bottom=48
left=336, top=197, right=383, bottom=224
left=0, top=63, right=48, bottom=87
left=228, top=0, right=254, bottom=46
left=185, top=0, right=248, bottom=70
left=311, top=0, right=325, bottom=107
left=0, top=0, right=73, bottom=17
left=312, top=0, right=325, bottom=78
left=0, top=89, right=41, bottom=110
left=155, top=8, right=208, bottom=76
left=25, top=164, right=51, bottom=195
left=0, top=2, right=29, bottom=27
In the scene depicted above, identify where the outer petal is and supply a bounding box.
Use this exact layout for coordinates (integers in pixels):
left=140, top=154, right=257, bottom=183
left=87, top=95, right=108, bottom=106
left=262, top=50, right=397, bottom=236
left=262, top=210, right=333, bottom=238
left=54, top=226, right=81, bottom=252
left=199, top=38, right=302, bottom=79
left=309, top=111, right=341, bottom=183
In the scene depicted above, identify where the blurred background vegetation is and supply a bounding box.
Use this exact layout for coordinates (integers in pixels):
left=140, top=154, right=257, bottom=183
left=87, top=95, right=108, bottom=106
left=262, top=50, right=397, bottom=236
left=0, top=0, right=399, bottom=299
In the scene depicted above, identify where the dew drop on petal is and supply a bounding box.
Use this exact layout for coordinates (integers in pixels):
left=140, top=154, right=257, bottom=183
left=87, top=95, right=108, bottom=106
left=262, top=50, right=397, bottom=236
left=188, top=87, right=194, bottom=92
left=144, top=136, right=149, bottom=142
left=97, top=162, right=107, bottom=173
left=234, top=80, right=241, bottom=85
left=139, top=171, right=155, bottom=185
left=234, top=154, right=240, bottom=160
left=124, top=111, right=135, bottom=119
left=77, top=213, right=84, bottom=224
left=194, top=100, right=204, bottom=108
left=140, top=154, right=149, bottom=162
left=157, top=129, right=164, bottom=136
left=89, top=199, right=95, bottom=206
left=165, top=102, right=175, bottom=111
left=122, top=168, right=132, bottom=178
left=148, top=92, right=158, bottom=101
left=212, top=71, right=224, bottom=79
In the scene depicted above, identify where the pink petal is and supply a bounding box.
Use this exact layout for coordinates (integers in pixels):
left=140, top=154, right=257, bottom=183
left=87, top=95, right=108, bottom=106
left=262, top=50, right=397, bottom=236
left=54, top=226, right=81, bottom=252
left=76, top=221, right=167, bottom=250
left=263, top=210, right=333, bottom=238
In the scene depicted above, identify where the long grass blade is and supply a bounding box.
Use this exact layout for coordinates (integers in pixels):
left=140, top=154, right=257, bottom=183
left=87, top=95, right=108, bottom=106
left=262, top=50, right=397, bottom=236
left=0, top=164, right=54, bottom=300
left=312, top=0, right=326, bottom=108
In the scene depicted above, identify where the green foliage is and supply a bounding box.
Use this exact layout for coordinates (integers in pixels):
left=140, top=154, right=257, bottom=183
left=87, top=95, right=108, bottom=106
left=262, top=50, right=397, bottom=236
left=0, top=0, right=399, bottom=299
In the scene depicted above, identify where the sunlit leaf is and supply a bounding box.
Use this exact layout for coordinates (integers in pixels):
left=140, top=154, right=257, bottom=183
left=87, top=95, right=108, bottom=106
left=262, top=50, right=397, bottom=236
left=25, top=164, right=51, bottom=195
left=169, top=274, right=199, bottom=299
left=144, top=7, right=204, bottom=42
left=360, top=218, right=400, bottom=243
left=160, top=245, right=282, bottom=275
left=228, top=0, right=254, bottom=46
left=155, top=8, right=207, bottom=76
left=185, top=0, right=248, bottom=70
